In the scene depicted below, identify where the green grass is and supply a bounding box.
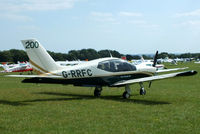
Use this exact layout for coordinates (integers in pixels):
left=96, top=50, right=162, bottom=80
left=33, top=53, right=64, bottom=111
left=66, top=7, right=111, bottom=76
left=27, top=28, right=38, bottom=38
left=0, top=63, right=200, bottom=134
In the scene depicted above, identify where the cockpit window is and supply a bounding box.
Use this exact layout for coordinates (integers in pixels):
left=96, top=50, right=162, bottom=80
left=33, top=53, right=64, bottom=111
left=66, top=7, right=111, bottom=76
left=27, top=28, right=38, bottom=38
left=146, top=64, right=152, bottom=67
left=97, top=59, right=136, bottom=72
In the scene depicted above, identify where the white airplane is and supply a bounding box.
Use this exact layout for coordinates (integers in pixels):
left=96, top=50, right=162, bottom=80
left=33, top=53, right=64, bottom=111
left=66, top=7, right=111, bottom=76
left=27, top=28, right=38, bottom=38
left=174, top=58, right=184, bottom=62
left=134, top=57, right=165, bottom=70
left=7, top=39, right=197, bottom=99
left=1, top=62, right=33, bottom=73
left=131, top=56, right=165, bottom=70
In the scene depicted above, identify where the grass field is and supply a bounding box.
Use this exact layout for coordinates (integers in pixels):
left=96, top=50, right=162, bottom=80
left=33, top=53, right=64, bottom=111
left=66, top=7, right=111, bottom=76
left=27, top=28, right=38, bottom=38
left=0, top=63, right=200, bottom=134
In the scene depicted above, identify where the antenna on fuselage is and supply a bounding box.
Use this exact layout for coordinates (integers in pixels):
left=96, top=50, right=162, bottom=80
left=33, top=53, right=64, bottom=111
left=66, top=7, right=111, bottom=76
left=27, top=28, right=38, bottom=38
left=108, top=50, right=113, bottom=58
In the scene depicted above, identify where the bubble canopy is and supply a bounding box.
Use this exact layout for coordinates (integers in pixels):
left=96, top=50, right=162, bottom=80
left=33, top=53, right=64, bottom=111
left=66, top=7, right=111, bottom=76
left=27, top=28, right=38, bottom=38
left=97, top=59, right=136, bottom=72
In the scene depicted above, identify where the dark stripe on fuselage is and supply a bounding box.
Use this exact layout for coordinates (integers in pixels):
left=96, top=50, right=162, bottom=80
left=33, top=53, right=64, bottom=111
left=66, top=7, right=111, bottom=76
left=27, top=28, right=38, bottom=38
left=22, top=73, right=152, bottom=87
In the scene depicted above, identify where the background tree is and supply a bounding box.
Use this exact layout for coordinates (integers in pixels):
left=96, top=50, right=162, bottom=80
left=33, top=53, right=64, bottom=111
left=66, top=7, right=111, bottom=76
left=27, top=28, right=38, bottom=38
left=1, top=48, right=200, bottom=63
left=0, top=50, right=13, bottom=62
left=9, top=49, right=28, bottom=63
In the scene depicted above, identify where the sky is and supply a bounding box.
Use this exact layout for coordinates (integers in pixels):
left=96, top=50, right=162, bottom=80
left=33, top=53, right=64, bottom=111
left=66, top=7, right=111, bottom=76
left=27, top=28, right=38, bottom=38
left=0, top=0, right=200, bottom=54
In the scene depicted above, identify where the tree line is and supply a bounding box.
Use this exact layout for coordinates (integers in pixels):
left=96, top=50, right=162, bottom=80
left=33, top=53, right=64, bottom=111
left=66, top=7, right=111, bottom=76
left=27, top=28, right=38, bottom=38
left=0, top=49, right=200, bottom=63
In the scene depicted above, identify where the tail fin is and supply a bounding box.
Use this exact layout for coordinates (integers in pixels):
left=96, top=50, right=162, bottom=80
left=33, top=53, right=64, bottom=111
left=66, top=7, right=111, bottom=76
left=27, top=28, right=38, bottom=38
left=140, top=56, right=145, bottom=62
left=2, top=64, right=9, bottom=71
left=21, top=39, right=62, bottom=74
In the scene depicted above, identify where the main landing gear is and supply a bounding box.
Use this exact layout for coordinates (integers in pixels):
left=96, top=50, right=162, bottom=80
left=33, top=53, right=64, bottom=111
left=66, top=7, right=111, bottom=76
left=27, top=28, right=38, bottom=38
left=123, top=85, right=131, bottom=99
left=93, top=84, right=147, bottom=99
left=122, top=83, right=146, bottom=99
left=139, top=82, right=146, bottom=95
left=94, top=86, right=102, bottom=97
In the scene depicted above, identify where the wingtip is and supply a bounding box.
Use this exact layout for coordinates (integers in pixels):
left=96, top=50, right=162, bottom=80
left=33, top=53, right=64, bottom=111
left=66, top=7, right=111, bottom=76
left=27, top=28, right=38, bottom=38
left=177, top=70, right=197, bottom=76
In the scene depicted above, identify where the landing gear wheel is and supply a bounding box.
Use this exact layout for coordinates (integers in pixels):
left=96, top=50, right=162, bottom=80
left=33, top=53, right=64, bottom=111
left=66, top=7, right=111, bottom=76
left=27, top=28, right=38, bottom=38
left=140, top=89, right=146, bottom=95
left=94, top=87, right=102, bottom=97
left=123, top=91, right=130, bottom=99
left=94, top=89, right=101, bottom=97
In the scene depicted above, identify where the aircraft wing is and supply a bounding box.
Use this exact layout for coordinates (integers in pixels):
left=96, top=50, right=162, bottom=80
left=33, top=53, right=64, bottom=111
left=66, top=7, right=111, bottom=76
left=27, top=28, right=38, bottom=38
left=6, top=75, right=63, bottom=79
left=112, top=70, right=197, bottom=86
left=156, top=67, right=188, bottom=73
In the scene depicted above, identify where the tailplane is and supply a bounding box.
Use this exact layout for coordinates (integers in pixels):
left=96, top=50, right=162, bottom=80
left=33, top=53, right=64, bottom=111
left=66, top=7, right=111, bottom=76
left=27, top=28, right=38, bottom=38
left=21, top=39, right=62, bottom=74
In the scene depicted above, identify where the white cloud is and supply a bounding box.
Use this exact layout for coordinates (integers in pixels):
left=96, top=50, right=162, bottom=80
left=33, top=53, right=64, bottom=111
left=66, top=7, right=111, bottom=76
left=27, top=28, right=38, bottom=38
left=91, top=12, right=113, bottom=17
left=180, top=20, right=200, bottom=27
left=90, top=11, right=158, bottom=28
left=128, top=20, right=146, bottom=25
left=94, top=17, right=116, bottom=22
left=90, top=11, right=118, bottom=23
left=0, top=13, right=32, bottom=21
left=128, top=20, right=159, bottom=29
left=175, top=9, right=200, bottom=17
left=0, top=0, right=80, bottom=22
left=0, top=0, right=76, bottom=11
left=119, top=11, right=142, bottom=17
left=18, top=25, right=40, bottom=31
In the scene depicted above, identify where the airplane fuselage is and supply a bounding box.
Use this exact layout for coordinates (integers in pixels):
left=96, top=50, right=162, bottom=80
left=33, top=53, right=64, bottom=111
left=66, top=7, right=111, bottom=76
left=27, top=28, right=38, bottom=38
left=23, top=57, right=156, bottom=87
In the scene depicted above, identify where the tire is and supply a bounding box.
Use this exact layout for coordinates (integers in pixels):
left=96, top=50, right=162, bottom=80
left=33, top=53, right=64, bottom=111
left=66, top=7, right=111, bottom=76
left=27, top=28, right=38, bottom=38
left=123, top=91, right=130, bottom=99
left=140, top=89, right=146, bottom=95
left=94, top=90, right=101, bottom=97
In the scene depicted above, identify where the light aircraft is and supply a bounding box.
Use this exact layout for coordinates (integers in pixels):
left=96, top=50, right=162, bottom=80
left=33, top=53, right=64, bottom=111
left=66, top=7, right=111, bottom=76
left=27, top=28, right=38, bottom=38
left=136, top=62, right=165, bottom=70
left=131, top=56, right=165, bottom=70
left=174, top=58, right=184, bottom=63
left=158, top=57, right=177, bottom=65
left=7, top=39, right=197, bottom=99
left=1, top=62, right=33, bottom=73
left=133, top=56, right=165, bottom=70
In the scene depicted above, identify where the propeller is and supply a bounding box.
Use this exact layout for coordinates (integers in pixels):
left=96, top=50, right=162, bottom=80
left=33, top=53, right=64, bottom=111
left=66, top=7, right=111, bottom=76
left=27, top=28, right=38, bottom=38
left=149, top=51, right=159, bottom=88
left=153, top=50, right=158, bottom=67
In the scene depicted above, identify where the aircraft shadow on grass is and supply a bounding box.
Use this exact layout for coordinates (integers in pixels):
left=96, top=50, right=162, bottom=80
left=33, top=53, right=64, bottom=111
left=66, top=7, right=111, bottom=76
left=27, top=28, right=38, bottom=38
left=34, top=91, right=171, bottom=105
left=0, top=100, right=29, bottom=106
left=0, top=91, right=171, bottom=106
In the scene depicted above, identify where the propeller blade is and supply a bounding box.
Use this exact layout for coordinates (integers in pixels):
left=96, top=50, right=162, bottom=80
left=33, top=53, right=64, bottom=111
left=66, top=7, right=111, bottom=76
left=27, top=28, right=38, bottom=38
left=153, top=51, right=159, bottom=67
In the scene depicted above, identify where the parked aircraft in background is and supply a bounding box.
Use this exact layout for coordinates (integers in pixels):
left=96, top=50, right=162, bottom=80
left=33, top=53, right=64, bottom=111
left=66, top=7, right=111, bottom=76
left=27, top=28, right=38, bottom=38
left=7, top=39, right=197, bottom=99
left=1, top=62, right=33, bottom=73
left=131, top=56, right=165, bottom=70
left=157, top=57, right=177, bottom=65
left=174, top=58, right=184, bottom=63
